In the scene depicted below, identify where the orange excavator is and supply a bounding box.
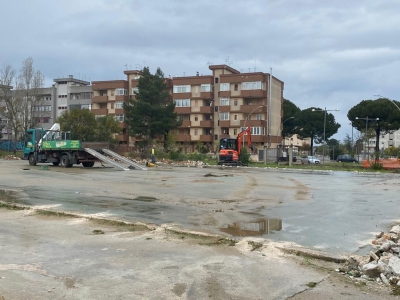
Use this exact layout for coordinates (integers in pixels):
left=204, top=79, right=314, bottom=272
left=218, top=126, right=253, bottom=166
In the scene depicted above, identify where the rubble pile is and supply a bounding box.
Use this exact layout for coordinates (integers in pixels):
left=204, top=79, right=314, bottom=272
left=340, top=225, right=400, bottom=289
left=2, top=155, right=21, bottom=160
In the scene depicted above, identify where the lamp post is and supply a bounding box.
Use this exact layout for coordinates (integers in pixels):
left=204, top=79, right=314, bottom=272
left=355, top=116, right=379, bottom=161
left=374, top=95, right=400, bottom=112
left=242, top=105, right=265, bottom=148
left=312, top=107, right=339, bottom=164
left=278, top=116, right=295, bottom=151
left=349, top=122, right=354, bottom=154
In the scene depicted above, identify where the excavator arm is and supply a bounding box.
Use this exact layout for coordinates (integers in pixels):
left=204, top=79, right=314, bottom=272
left=237, top=127, right=253, bottom=155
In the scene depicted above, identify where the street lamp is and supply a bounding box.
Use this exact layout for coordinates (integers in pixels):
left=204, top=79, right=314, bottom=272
left=374, top=95, right=400, bottom=112
left=278, top=116, right=295, bottom=147
left=355, top=116, right=379, bottom=160
left=242, top=105, right=265, bottom=147
left=312, top=107, right=339, bottom=164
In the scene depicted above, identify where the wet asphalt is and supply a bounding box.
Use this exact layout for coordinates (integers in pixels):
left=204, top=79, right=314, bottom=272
left=1, top=159, right=400, bottom=255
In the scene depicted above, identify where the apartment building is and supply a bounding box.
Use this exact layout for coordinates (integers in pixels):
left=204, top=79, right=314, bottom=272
left=91, top=79, right=130, bottom=148
left=88, top=64, right=285, bottom=155
left=53, top=75, right=92, bottom=120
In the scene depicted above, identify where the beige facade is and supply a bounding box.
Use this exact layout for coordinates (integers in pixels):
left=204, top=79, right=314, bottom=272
left=90, top=64, right=285, bottom=154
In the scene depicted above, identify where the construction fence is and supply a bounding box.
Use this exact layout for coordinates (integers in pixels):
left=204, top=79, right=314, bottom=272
left=0, top=140, right=24, bottom=152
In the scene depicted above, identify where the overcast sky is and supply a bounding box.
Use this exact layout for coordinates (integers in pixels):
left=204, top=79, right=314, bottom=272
left=2, top=0, right=400, bottom=141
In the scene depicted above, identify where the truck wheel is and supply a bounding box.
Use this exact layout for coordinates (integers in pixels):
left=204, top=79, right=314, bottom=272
left=60, top=155, right=70, bottom=168
left=28, top=154, right=37, bottom=166
left=82, top=162, right=95, bottom=168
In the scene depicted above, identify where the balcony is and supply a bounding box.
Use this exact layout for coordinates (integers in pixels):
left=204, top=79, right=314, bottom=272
left=199, top=106, right=213, bottom=113
left=219, top=120, right=230, bottom=127
left=115, top=95, right=127, bottom=101
left=219, top=106, right=230, bottom=113
left=251, top=135, right=268, bottom=143
left=92, top=108, right=108, bottom=115
left=115, top=108, right=124, bottom=114
left=92, top=96, right=108, bottom=103
left=219, top=134, right=230, bottom=139
left=119, top=122, right=128, bottom=129
left=175, top=107, right=191, bottom=114
left=241, top=90, right=267, bottom=98
left=200, top=135, right=213, bottom=142
left=240, top=120, right=267, bottom=127
left=200, top=120, right=213, bottom=127
left=116, top=134, right=129, bottom=142
left=219, top=91, right=231, bottom=98
left=177, top=134, right=191, bottom=142
left=240, top=105, right=267, bottom=113
left=179, top=120, right=191, bottom=127
left=173, top=92, right=191, bottom=100
left=200, top=92, right=214, bottom=99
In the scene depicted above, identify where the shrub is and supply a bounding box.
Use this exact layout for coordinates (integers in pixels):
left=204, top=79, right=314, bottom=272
left=239, top=147, right=251, bottom=165
left=370, top=161, right=383, bottom=170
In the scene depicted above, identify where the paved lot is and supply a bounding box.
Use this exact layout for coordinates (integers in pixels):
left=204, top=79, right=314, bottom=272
left=0, top=159, right=399, bottom=299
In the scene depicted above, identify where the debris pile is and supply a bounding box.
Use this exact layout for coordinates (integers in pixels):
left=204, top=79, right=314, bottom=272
left=2, top=155, right=21, bottom=160
left=340, top=225, right=400, bottom=289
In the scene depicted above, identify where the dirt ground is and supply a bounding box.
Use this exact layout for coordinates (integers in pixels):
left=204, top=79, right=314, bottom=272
left=0, top=159, right=397, bottom=299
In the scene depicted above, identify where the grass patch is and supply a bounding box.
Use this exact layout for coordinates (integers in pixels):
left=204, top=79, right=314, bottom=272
left=248, top=240, right=263, bottom=251
left=0, top=202, right=27, bottom=211
left=35, top=209, right=78, bottom=218
left=89, top=218, right=149, bottom=232
left=166, top=228, right=237, bottom=246
left=307, top=282, right=317, bottom=288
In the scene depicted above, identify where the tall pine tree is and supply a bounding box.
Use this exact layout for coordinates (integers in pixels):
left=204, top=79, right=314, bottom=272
left=124, top=67, right=181, bottom=147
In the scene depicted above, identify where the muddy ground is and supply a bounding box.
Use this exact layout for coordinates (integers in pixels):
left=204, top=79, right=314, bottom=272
left=0, top=160, right=399, bottom=299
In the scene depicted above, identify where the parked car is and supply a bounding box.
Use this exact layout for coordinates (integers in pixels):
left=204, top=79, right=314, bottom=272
left=300, top=156, right=321, bottom=164
left=278, top=156, right=297, bottom=162
left=336, top=155, right=358, bottom=163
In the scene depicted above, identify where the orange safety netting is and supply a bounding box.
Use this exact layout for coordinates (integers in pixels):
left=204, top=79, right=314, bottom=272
left=363, top=159, right=400, bottom=169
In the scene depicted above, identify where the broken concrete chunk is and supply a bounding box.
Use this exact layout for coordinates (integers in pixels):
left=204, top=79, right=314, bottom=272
left=390, top=225, right=400, bottom=235
left=362, top=262, right=381, bottom=278
left=380, top=241, right=396, bottom=252
left=370, top=251, right=379, bottom=261
left=376, top=231, right=384, bottom=238
left=389, top=256, right=400, bottom=276
left=378, top=261, right=392, bottom=276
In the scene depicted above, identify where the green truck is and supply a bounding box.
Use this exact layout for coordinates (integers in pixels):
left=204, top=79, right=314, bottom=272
left=23, top=125, right=106, bottom=168
left=23, top=123, right=147, bottom=170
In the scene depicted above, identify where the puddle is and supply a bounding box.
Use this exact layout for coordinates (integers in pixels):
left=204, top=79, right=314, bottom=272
left=0, top=189, right=18, bottom=203
left=220, top=218, right=282, bottom=236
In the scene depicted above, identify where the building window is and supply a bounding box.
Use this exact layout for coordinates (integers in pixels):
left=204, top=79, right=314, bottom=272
left=234, top=114, right=237, bottom=120
left=234, top=129, right=237, bottom=135
left=81, top=92, right=92, bottom=99
left=132, top=87, right=139, bottom=95
left=234, top=84, right=238, bottom=91
left=194, top=100, right=198, bottom=107
left=195, top=86, right=199, bottom=93
left=250, top=127, right=265, bottom=135
left=195, top=129, right=198, bottom=135
left=116, top=88, right=128, bottom=96
left=115, top=114, right=124, bottom=122
left=174, top=99, right=190, bottom=107
left=173, top=85, right=190, bottom=93
left=116, top=102, right=124, bottom=109
left=111, top=91, right=114, bottom=96
left=220, top=112, right=229, bottom=120
left=241, top=81, right=263, bottom=90
left=201, top=84, right=211, bottom=92
left=220, top=98, right=230, bottom=106
left=195, top=115, right=198, bottom=121
left=256, top=114, right=263, bottom=120
left=111, top=103, right=114, bottom=109
left=215, top=78, right=219, bottom=84
left=234, top=99, right=238, bottom=106
left=220, top=83, right=229, bottom=91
